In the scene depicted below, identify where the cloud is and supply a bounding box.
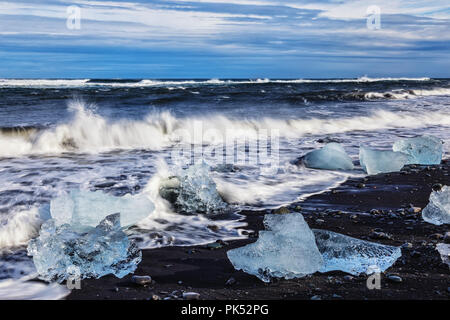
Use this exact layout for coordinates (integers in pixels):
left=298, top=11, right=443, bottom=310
left=0, top=0, right=449, bottom=77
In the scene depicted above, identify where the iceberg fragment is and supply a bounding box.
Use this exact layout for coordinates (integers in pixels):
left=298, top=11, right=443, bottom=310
left=302, top=143, right=354, bottom=170
left=393, top=135, right=443, bottom=165
left=359, top=146, right=409, bottom=175
left=27, top=213, right=141, bottom=283
left=50, top=189, right=154, bottom=231
left=313, top=229, right=402, bottom=275
left=436, top=243, right=450, bottom=268
left=422, top=186, right=450, bottom=225
left=226, top=213, right=323, bottom=282
left=159, top=162, right=227, bottom=214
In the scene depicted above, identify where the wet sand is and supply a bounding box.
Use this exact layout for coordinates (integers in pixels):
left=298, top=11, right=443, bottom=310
left=68, top=161, right=450, bottom=300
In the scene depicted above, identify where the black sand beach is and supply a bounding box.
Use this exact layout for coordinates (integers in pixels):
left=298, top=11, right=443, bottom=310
left=68, top=161, right=450, bottom=300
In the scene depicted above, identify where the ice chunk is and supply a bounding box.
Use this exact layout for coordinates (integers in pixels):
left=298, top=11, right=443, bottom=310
left=313, top=229, right=402, bottom=275
left=436, top=243, right=450, bottom=268
left=227, top=213, right=323, bottom=282
left=393, top=135, right=443, bottom=165
left=50, top=189, right=154, bottom=231
left=27, top=213, right=141, bottom=283
left=422, top=186, right=450, bottom=225
left=303, top=143, right=354, bottom=170
left=359, top=146, right=409, bottom=175
left=160, top=162, right=227, bottom=214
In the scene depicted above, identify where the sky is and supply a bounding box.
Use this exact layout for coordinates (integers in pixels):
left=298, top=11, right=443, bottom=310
left=0, top=0, right=449, bottom=78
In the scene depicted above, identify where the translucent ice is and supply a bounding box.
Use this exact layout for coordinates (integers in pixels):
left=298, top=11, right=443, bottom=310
left=436, top=243, right=450, bottom=268
left=27, top=213, right=142, bottom=283
left=303, top=143, right=354, bottom=170
left=313, top=229, right=402, bottom=275
left=227, top=213, right=323, bottom=282
left=160, top=162, right=227, bottom=214
left=422, top=186, right=450, bottom=225
left=393, top=135, right=443, bottom=165
left=359, top=146, right=409, bottom=175
left=50, top=189, right=154, bottom=231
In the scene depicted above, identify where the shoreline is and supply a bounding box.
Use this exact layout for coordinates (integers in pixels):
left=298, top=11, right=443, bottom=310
left=68, top=161, right=450, bottom=300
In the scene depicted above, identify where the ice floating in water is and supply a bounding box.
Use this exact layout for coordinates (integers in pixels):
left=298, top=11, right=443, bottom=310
left=422, top=186, right=450, bottom=225
left=50, top=189, right=154, bottom=231
left=359, top=146, right=409, bottom=175
left=159, top=162, right=227, bottom=214
left=393, top=135, right=443, bottom=165
left=227, top=213, right=323, bottom=282
left=27, top=213, right=141, bottom=283
left=302, top=143, right=354, bottom=171
left=313, top=229, right=402, bottom=275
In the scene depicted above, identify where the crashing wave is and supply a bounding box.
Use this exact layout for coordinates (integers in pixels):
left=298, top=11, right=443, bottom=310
left=1, top=100, right=450, bottom=158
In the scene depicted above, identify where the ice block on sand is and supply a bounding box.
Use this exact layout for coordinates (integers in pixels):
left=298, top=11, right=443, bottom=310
left=393, top=135, right=443, bottom=165
left=303, top=143, right=354, bottom=171
left=226, top=213, right=323, bottom=282
left=159, top=162, right=227, bottom=214
left=359, top=146, right=408, bottom=175
left=50, top=189, right=154, bottom=231
left=422, top=186, right=450, bottom=225
left=27, top=213, right=141, bottom=283
left=313, top=229, right=402, bottom=275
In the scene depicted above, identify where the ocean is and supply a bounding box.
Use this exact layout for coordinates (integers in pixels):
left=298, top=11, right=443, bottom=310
left=0, top=77, right=449, bottom=295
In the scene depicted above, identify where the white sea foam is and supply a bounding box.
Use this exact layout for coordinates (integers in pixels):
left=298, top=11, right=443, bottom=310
left=0, top=208, right=42, bottom=249
left=0, top=77, right=432, bottom=88
left=0, top=278, right=69, bottom=300
left=1, top=100, right=450, bottom=158
left=364, top=88, right=450, bottom=99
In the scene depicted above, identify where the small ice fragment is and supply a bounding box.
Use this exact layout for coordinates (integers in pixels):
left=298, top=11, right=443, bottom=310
left=160, top=162, right=227, bottom=214
left=303, top=143, right=354, bottom=170
left=393, top=135, right=443, bottom=165
left=313, top=229, right=402, bottom=275
left=27, top=213, right=142, bottom=283
left=436, top=243, right=450, bottom=268
left=422, top=186, right=450, bottom=225
left=227, top=213, right=323, bottom=282
left=359, top=146, right=409, bottom=175
left=50, top=189, right=154, bottom=231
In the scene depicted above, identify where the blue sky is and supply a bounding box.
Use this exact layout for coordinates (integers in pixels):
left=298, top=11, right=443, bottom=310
left=0, top=0, right=449, bottom=78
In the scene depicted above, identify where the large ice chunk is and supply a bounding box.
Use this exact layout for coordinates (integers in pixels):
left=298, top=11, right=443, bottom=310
left=226, top=213, right=323, bottom=282
left=393, top=135, right=443, bottom=165
left=27, top=213, right=141, bottom=283
left=313, top=229, right=402, bottom=275
left=359, top=146, right=409, bottom=175
left=422, top=186, right=450, bottom=225
left=159, top=162, right=227, bottom=214
left=302, top=143, right=354, bottom=170
left=50, top=189, right=154, bottom=231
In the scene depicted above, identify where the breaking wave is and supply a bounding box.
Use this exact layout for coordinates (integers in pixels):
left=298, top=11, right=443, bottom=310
left=363, top=87, right=450, bottom=100
left=1, top=100, right=450, bottom=158
left=0, top=77, right=433, bottom=88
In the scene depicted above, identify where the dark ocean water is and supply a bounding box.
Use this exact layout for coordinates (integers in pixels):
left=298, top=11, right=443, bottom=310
left=0, top=77, right=449, bottom=295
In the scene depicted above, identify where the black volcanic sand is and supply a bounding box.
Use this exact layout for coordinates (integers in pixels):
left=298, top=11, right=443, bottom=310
left=68, top=162, right=450, bottom=300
